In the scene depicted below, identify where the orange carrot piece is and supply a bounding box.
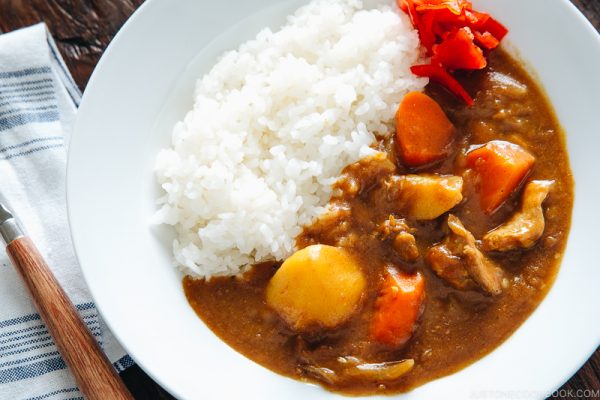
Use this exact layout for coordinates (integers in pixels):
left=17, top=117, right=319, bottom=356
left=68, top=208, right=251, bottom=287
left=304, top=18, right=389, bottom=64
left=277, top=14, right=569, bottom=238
left=466, top=140, right=535, bottom=214
left=395, top=92, right=456, bottom=167
left=370, top=268, right=425, bottom=347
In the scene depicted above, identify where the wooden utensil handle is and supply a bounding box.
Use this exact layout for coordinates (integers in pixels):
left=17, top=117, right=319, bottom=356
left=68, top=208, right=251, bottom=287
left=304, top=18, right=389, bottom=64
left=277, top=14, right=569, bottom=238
left=7, top=237, right=133, bottom=400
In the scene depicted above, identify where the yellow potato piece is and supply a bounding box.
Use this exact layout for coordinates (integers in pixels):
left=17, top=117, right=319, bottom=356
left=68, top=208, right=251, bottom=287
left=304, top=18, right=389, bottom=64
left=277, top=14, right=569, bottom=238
left=388, top=175, right=463, bottom=220
left=266, top=245, right=366, bottom=332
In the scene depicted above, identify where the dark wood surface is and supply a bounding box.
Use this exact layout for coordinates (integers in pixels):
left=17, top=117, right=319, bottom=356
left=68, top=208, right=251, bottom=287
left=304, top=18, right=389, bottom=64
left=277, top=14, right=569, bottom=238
left=0, top=1, right=597, bottom=399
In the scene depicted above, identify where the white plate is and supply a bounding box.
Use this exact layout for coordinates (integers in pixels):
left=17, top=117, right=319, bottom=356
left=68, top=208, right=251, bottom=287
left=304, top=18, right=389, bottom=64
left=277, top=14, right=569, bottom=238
left=67, top=0, right=600, bottom=399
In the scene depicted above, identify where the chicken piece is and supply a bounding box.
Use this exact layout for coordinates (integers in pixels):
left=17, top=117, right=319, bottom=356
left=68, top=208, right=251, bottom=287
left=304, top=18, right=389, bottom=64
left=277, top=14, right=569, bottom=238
left=483, top=180, right=554, bottom=252
left=426, top=215, right=505, bottom=295
left=393, top=232, right=420, bottom=262
left=300, top=205, right=354, bottom=247
left=384, top=175, right=463, bottom=220
left=335, top=153, right=396, bottom=196
left=377, top=216, right=413, bottom=238
left=445, top=215, right=505, bottom=295
left=377, top=216, right=419, bottom=262
left=426, top=245, right=476, bottom=291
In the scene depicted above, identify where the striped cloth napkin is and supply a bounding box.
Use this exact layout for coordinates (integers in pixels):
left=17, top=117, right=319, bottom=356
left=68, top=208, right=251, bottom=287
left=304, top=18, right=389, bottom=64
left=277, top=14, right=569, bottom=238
left=0, top=24, right=132, bottom=400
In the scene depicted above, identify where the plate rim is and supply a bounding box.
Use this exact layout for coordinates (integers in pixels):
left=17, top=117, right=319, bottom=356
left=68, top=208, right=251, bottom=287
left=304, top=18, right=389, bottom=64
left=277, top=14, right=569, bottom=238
left=66, top=0, right=600, bottom=398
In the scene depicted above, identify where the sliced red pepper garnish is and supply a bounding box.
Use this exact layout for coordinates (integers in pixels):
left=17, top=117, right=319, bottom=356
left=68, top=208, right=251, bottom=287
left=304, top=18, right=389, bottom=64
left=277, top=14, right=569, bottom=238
left=398, top=0, right=421, bottom=27
left=473, top=31, right=500, bottom=50
left=415, top=0, right=472, bottom=16
left=418, top=12, right=438, bottom=54
left=397, top=0, right=508, bottom=106
left=411, top=64, right=474, bottom=106
left=464, top=9, right=490, bottom=31
left=427, top=8, right=465, bottom=36
left=432, top=27, right=487, bottom=70
left=481, top=17, right=509, bottom=41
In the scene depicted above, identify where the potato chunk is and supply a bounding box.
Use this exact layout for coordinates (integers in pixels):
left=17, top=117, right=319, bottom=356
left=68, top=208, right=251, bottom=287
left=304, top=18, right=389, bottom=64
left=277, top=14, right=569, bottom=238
left=386, top=175, right=463, bottom=220
left=266, top=245, right=366, bottom=332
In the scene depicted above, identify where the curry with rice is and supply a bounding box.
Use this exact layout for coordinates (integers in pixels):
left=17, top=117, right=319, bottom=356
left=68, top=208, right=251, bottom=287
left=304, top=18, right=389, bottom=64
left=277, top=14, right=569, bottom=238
left=183, top=0, right=573, bottom=395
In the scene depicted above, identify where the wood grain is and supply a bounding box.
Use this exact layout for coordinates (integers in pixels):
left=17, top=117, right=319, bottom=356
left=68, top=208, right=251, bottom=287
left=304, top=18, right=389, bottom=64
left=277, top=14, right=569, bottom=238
left=571, top=0, right=600, bottom=31
left=0, top=0, right=143, bottom=88
left=0, top=1, right=597, bottom=399
left=6, top=237, right=133, bottom=400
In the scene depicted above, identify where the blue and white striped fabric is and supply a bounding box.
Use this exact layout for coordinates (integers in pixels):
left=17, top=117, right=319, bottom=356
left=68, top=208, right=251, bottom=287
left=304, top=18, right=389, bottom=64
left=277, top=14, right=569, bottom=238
left=0, top=24, right=132, bottom=400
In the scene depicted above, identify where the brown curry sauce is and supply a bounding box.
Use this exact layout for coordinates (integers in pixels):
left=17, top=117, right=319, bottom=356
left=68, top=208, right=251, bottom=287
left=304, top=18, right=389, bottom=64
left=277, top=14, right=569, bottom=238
left=183, top=49, right=574, bottom=395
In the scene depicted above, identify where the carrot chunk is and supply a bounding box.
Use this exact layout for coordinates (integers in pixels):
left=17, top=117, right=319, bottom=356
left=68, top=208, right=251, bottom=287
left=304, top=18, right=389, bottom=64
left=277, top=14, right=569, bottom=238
left=370, top=268, right=425, bottom=347
left=466, top=140, right=535, bottom=214
left=395, top=92, right=456, bottom=167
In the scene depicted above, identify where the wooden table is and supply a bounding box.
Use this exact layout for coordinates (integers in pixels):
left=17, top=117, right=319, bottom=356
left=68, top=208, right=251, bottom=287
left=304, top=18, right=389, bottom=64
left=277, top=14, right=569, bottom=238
left=0, top=1, right=597, bottom=399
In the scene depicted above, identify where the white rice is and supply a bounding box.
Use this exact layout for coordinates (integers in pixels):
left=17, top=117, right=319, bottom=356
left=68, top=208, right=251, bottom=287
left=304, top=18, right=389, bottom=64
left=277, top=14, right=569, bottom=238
left=154, top=0, right=427, bottom=278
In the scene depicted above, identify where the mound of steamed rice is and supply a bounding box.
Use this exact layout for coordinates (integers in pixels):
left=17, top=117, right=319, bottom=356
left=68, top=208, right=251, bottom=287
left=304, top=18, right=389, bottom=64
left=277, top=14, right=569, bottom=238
left=154, top=0, right=427, bottom=278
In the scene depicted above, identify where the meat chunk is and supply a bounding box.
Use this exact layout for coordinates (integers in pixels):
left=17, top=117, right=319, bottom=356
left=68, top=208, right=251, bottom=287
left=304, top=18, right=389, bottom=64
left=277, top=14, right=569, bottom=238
left=335, top=153, right=396, bottom=196
left=300, top=205, right=354, bottom=247
left=483, top=180, right=554, bottom=252
left=377, top=215, right=412, bottom=238
left=393, top=232, right=419, bottom=262
left=426, top=245, right=475, bottom=291
left=384, top=175, right=463, bottom=220
left=377, top=216, right=419, bottom=262
left=426, top=215, right=505, bottom=295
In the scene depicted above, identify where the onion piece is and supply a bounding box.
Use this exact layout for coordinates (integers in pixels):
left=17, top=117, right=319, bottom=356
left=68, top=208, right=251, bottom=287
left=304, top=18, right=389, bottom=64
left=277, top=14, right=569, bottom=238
left=300, top=365, right=339, bottom=385
left=345, top=359, right=415, bottom=381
